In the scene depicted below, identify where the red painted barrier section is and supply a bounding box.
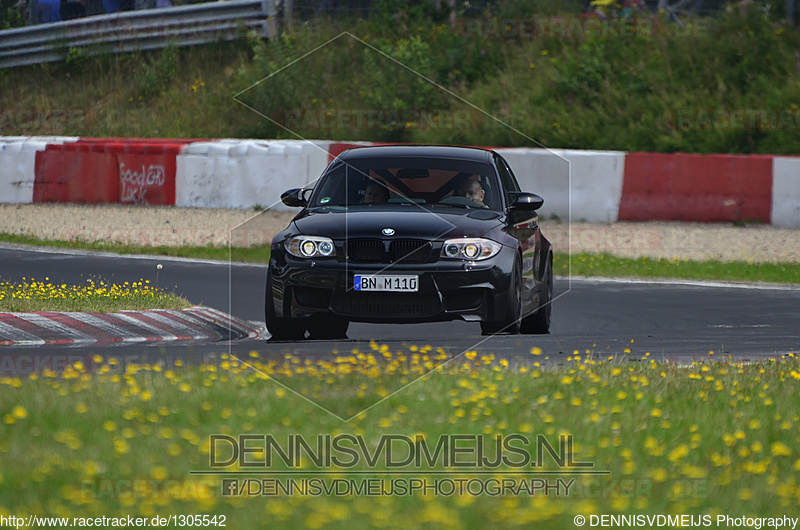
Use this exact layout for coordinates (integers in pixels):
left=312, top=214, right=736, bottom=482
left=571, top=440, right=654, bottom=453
left=33, top=139, right=194, bottom=205
left=618, top=153, right=773, bottom=223
left=34, top=146, right=118, bottom=203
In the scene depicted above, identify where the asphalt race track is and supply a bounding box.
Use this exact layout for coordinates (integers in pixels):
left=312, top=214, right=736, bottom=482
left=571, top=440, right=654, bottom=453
left=1, top=245, right=799, bottom=365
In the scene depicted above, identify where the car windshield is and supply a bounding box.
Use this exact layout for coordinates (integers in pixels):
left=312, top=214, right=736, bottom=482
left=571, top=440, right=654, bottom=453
left=310, top=156, right=502, bottom=211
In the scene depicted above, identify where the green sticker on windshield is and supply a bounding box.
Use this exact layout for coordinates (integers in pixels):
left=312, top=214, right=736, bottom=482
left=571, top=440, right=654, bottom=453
left=320, top=197, right=331, bottom=204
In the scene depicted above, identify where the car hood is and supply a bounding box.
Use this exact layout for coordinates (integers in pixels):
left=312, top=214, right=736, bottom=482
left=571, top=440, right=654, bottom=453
left=291, top=207, right=505, bottom=241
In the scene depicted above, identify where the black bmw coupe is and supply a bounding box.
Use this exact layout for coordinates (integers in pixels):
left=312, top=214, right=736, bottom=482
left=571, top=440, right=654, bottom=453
left=266, top=145, right=553, bottom=340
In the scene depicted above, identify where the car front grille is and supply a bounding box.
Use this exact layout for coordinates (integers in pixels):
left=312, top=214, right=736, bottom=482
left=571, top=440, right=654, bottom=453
left=345, top=239, right=431, bottom=264
left=345, top=239, right=384, bottom=262
left=389, top=240, right=431, bottom=263
left=333, top=293, right=441, bottom=319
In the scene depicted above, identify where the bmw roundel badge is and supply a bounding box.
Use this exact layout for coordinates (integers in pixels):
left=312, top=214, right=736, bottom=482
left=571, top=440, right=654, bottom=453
left=382, top=228, right=395, bottom=236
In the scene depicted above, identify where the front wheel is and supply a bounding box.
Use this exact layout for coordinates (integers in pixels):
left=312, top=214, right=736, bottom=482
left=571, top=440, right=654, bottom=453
left=481, top=257, right=522, bottom=335
left=265, top=273, right=307, bottom=341
left=521, top=253, right=552, bottom=334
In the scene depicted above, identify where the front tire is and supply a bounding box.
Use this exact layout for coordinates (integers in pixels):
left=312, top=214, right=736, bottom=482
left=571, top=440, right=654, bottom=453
left=481, top=257, right=522, bottom=335
left=265, top=273, right=307, bottom=341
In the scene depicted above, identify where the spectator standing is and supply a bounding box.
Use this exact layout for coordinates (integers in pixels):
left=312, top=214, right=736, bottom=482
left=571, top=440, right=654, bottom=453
left=84, top=0, right=104, bottom=15
left=60, top=0, right=86, bottom=20
left=37, top=0, right=63, bottom=22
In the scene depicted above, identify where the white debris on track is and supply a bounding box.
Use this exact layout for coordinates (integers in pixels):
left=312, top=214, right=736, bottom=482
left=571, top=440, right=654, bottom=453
left=1, top=203, right=799, bottom=264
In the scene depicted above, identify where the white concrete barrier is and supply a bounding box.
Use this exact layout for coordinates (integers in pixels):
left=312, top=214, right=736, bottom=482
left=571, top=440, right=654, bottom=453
left=772, top=157, right=800, bottom=228
left=176, top=139, right=332, bottom=211
left=497, top=148, right=626, bottom=223
left=3, top=135, right=797, bottom=230
left=0, top=137, right=78, bottom=204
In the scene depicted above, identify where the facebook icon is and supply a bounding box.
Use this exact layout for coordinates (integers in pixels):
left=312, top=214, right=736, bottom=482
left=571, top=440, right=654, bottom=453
left=221, top=479, right=238, bottom=497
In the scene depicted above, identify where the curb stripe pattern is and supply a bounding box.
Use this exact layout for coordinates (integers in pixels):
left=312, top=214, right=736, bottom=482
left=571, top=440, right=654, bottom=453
left=68, top=312, right=148, bottom=343
left=0, top=306, right=262, bottom=347
left=13, top=313, right=97, bottom=345
left=0, top=320, right=45, bottom=346
left=138, top=311, right=210, bottom=340
left=111, top=312, right=180, bottom=342
left=49, top=313, right=120, bottom=343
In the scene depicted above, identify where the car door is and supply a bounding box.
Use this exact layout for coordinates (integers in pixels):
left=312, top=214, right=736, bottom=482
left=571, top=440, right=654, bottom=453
left=495, top=153, right=541, bottom=303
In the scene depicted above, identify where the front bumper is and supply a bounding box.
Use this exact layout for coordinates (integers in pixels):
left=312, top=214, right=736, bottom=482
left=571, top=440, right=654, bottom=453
left=268, top=248, right=516, bottom=324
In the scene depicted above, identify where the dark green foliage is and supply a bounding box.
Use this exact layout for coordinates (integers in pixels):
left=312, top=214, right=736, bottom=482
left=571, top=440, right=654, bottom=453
left=3, top=2, right=800, bottom=153
left=137, top=44, right=180, bottom=99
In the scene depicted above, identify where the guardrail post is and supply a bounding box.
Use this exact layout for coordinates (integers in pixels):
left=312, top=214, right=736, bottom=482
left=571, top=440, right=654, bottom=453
left=28, top=0, right=38, bottom=25
left=284, top=0, right=292, bottom=28
left=262, top=0, right=276, bottom=17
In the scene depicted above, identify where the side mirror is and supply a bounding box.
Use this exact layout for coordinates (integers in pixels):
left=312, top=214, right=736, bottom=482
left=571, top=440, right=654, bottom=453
left=281, top=188, right=309, bottom=208
left=510, top=192, right=544, bottom=211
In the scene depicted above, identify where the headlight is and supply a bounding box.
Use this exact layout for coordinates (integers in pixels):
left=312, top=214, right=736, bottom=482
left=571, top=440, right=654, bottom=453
left=286, top=236, right=336, bottom=258
left=440, top=238, right=501, bottom=261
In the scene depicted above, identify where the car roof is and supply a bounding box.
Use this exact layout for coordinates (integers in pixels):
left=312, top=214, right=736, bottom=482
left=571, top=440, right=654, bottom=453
left=336, top=145, right=494, bottom=163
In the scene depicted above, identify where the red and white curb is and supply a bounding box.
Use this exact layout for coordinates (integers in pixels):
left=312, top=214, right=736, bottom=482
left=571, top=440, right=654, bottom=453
left=0, top=306, right=263, bottom=347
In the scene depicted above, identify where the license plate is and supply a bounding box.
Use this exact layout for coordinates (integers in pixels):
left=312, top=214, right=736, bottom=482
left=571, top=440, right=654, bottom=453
left=354, top=275, right=419, bottom=292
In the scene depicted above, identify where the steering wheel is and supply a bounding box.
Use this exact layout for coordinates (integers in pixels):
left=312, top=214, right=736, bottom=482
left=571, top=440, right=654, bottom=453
left=438, top=196, right=479, bottom=207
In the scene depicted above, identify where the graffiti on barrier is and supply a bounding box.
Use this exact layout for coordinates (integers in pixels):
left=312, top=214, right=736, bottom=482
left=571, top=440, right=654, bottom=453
left=120, top=163, right=166, bottom=204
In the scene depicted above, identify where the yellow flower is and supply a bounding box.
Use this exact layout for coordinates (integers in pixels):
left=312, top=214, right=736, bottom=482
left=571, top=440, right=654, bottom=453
left=114, top=439, right=130, bottom=455
left=649, top=468, right=668, bottom=482
left=667, top=444, right=689, bottom=462
left=771, top=442, right=791, bottom=456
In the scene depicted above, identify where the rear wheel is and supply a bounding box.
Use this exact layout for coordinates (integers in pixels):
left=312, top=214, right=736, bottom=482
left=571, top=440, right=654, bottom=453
left=521, top=254, right=552, bottom=334
left=481, top=257, right=522, bottom=335
left=265, top=273, right=306, bottom=341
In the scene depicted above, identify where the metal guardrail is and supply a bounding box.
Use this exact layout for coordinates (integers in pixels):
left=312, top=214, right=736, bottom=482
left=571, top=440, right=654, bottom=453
left=0, top=0, right=277, bottom=69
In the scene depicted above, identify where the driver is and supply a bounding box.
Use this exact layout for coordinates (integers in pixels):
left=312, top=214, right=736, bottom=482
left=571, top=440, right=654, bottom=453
left=363, top=181, right=390, bottom=203
left=457, top=180, right=487, bottom=208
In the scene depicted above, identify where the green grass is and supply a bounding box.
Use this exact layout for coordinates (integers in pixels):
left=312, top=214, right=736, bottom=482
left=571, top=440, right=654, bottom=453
left=4, top=233, right=799, bottom=284
left=0, top=277, right=192, bottom=312
left=557, top=253, right=800, bottom=284
left=1, top=351, right=799, bottom=527
left=0, top=233, right=268, bottom=264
